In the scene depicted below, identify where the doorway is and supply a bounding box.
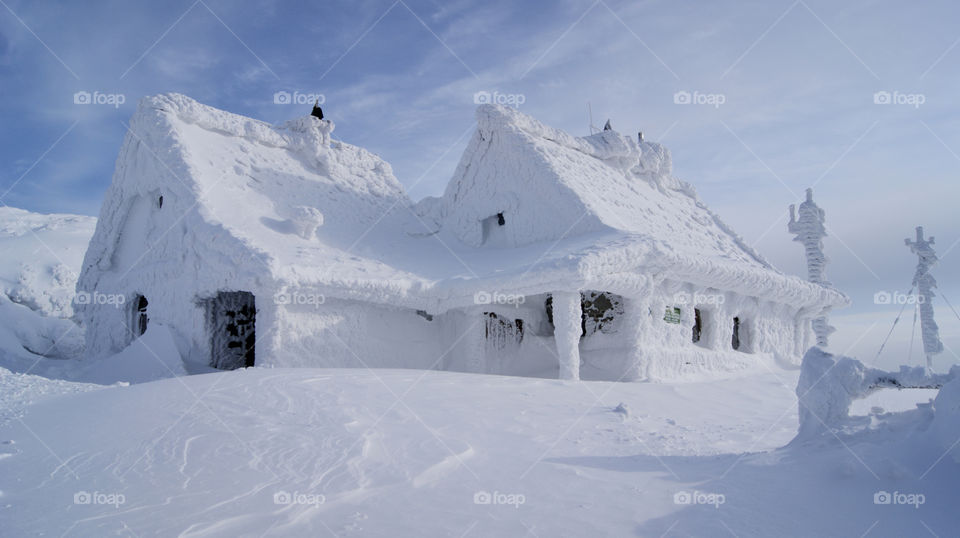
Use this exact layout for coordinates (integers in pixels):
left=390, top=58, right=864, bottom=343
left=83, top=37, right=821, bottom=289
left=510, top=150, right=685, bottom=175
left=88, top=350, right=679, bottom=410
left=732, top=317, right=741, bottom=351
left=131, top=294, right=148, bottom=337
left=208, top=291, right=256, bottom=370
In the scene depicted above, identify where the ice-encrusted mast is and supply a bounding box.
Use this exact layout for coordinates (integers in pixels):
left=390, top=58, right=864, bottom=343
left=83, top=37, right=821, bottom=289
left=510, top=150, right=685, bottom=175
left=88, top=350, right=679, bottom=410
left=788, top=188, right=834, bottom=347
left=905, top=226, right=943, bottom=373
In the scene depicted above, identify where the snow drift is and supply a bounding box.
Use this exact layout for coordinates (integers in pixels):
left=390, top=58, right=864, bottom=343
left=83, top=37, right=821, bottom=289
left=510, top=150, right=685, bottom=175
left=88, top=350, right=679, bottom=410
left=0, top=207, right=94, bottom=371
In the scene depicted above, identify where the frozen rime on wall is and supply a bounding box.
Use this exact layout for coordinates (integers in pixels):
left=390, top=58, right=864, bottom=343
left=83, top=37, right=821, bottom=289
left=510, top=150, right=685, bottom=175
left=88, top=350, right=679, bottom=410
left=905, top=226, right=943, bottom=372
left=788, top=188, right=834, bottom=347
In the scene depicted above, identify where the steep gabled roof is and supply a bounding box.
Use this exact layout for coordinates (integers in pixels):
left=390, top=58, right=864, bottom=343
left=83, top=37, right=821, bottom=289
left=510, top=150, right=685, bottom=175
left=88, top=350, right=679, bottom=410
left=80, top=93, right=426, bottom=296
left=439, top=104, right=772, bottom=271
left=82, top=95, right=846, bottom=314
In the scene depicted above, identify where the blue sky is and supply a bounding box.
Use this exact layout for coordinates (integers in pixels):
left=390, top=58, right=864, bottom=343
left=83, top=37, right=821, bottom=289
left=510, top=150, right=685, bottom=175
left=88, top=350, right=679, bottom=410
left=1, top=0, right=958, bottom=368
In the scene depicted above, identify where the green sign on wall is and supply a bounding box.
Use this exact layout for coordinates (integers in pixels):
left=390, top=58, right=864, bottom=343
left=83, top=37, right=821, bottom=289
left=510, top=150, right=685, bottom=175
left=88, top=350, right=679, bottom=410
left=664, top=306, right=681, bottom=324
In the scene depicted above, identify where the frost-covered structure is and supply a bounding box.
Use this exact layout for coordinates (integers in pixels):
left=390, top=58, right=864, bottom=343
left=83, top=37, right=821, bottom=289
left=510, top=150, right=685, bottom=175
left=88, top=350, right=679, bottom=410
left=77, top=94, right=848, bottom=381
left=905, top=226, right=943, bottom=372
left=794, top=347, right=958, bottom=453
left=788, top=188, right=835, bottom=347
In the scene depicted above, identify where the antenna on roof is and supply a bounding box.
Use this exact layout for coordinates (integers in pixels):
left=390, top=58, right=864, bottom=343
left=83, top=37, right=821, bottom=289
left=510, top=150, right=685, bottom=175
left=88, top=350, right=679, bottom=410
left=588, top=102, right=600, bottom=134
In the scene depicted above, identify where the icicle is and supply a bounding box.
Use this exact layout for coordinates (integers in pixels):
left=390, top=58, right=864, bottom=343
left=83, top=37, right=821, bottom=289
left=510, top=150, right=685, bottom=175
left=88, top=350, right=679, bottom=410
left=905, top=226, right=943, bottom=373
left=788, top=188, right=835, bottom=347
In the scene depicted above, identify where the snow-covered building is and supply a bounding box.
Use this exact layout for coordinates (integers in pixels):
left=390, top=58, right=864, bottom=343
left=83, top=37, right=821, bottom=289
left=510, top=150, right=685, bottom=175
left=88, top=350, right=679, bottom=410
left=76, top=94, right=848, bottom=381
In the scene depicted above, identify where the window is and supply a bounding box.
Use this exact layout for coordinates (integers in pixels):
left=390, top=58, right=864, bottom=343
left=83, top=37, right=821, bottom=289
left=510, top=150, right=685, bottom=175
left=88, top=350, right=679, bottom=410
left=544, top=291, right=624, bottom=338
left=133, top=295, right=149, bottom=336
left=692, top=308, right=702, bottom=343
left=732, top=317, right=741, bottom=350
left=481, top=213, right=508, bottom=246
left=484, top=312, right=523, bottom=349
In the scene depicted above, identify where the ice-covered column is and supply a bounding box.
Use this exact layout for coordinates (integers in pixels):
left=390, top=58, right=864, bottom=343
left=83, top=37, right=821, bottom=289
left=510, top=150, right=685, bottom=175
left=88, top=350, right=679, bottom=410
left=553, top=291, right=582, bottom=381
left=905, top=226, right=943, bottom=373
left=618, top=295, right=650, bottom=381
left=788, top=188, right=835, bottom=347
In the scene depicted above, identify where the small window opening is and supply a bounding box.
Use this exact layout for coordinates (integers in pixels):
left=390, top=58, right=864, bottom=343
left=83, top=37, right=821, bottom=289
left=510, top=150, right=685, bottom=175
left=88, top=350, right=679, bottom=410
left=692, top=308, right=702, bottom=343
left=732, top=317, right=741, bottom=350
left=484, top=312, right=523, bottom=349
left=663, top=306, right=681, bottom=324
left=544, top=291, right=624, bottom=338
left=416, top=309, right=433, bottom=322
left=158, top=195, right=164, bottom=208
left=135, top=295, right=149, bottom=336
left=497, top=212, right=505, bottom=226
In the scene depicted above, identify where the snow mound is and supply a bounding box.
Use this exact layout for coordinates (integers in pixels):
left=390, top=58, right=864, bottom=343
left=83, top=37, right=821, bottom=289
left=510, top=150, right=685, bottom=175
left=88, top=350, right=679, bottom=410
left=2, top=367, right=957, bottom=536
left=0, top=206, right=95, bottom=318
left=0, top=366, right=101, bottom=425
left=930, top=373, right=960, bottom=463
left=795, top=347, right=957, bottom=442
left=78, top=324, right=187, bottom=385
left=0, top=207, right=94, bottom=372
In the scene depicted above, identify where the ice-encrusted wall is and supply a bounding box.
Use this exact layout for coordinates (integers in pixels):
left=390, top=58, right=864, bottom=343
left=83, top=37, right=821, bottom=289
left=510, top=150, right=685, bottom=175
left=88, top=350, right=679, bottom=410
left=76, top=93, right=406, bottom=367
left=264, top=297, right=442, bottom=370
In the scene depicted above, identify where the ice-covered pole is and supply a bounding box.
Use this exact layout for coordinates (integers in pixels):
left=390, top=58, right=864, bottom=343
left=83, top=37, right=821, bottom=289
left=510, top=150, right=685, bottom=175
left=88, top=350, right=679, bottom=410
left=788, top=188, right=835, bottom=347
left=905, top=226, right=943, bottom=373
left=553, top=291, right=582, bottom=381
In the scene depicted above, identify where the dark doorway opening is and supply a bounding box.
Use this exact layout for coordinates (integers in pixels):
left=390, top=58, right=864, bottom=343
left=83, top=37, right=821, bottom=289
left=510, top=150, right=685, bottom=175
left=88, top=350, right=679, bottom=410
left=731, top=317, right=741, bottom=351
left=132, top=295, right=149, bottom=337
left=692, top=308, right=702, bottom=343
left=208, top=291, right=256, bottom=370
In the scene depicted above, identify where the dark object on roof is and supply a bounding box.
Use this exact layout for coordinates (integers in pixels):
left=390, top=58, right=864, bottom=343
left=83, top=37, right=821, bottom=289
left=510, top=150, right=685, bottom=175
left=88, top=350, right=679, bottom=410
left=311, top=99, right=324, bottom=120
left=603, top=119, right=612, bottom=131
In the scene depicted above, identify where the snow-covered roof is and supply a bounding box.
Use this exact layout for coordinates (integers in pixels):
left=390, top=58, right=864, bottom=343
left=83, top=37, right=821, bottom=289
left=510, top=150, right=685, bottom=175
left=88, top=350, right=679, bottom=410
left=87, top=94, right=846, bottom=313
left=439, top=105, right=771, bottom=270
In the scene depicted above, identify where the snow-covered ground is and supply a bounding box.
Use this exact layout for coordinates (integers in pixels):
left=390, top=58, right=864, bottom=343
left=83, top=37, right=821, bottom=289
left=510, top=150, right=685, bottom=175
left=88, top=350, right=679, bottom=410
left=1, top=364, right=956, bottom=537
left=0, top=201, right=955, bottom=536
